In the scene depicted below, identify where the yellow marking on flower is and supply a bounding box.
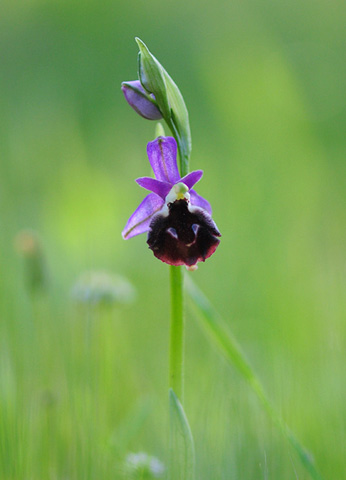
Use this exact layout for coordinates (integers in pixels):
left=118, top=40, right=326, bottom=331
left=174, top=182, right=189, bottom=200
left=165, top=182, right=190, bottom=205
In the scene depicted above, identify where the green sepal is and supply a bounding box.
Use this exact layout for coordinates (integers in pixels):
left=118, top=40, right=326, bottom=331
left=169, top=388, right=195, bottom=480
left=162, top=69, right=192, bottom=176
left=136, top=38, right=171, bottom=120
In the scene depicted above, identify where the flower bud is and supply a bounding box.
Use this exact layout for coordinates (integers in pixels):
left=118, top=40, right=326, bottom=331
left=121, top=80, right=162, bottom=120
left=135, top=37, right=191, bottom=166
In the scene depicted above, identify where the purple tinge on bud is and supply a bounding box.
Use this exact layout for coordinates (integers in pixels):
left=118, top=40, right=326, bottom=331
left=121, top=80, right=162, bottom=120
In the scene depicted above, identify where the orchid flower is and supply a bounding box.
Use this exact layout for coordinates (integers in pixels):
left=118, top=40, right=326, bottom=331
left=122, top=136, right=220, bottom=268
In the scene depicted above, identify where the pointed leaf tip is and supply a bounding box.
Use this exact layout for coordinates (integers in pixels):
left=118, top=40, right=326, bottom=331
left=135, top=39, right=171, bottom=120
left=135, top=37, right=144, bottom=48
left=135, top=38, right=150, bottom=56
left=169, top=389, right=195, bottom=480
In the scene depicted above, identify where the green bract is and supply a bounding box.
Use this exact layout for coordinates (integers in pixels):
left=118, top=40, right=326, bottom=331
left=136, top=38, right=171, bottom=119
left=135, top=38, right=192, bottom=177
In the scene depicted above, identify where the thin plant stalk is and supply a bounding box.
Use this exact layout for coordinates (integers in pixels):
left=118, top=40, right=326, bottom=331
left=166, top=118, right=188, bottom=177
left=167, top=129, right=195, bottom=480
left=169, top=265, right=185, bottom=402
left=161, top=119, right=187, bottom=403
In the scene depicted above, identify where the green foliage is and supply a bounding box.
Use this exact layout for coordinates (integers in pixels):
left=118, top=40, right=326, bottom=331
left=0, top=0, right=345, bottom=479
left=186, top=278, right=323, bottom=480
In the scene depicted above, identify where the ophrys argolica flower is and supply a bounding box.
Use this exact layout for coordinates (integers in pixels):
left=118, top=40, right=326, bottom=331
left=122, top=136, right=221, bottom=268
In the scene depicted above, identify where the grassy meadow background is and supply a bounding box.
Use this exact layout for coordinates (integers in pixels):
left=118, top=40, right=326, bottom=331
left=1, top=0, right=345, bottom=478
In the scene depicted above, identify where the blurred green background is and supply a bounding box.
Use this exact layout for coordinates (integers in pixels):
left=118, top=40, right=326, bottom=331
left=0, top=0, right=345, bottom=478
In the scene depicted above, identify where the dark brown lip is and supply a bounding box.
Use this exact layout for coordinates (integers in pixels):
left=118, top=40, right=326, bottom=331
left=147, top=199, right=221, bottom=267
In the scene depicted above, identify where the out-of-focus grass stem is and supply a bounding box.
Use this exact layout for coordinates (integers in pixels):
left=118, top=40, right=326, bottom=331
left=186, top=278, right=324, bottom=480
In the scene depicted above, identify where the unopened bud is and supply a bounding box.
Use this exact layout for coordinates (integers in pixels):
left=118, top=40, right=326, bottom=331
left=121, top=80, right=162, bottom=120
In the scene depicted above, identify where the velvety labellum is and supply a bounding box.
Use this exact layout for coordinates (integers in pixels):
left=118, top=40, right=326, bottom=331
left=147, top=199, right=221, bottom=267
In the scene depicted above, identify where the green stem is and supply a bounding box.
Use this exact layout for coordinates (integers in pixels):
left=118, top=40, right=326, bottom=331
left=166, top=118, right=192, bottom=478
left=165, top=119, right=188, bottom=177
left=169, top=265, right=184, bottom=401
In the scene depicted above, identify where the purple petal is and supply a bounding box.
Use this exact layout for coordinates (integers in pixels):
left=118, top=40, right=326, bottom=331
left=147, top=137, right=180, bottom=183
left=180, top=170, right=203, bottom=189
left=122, top=193, right=164, bottom=240
left=190, top=189, right=212, bottom=214
left=135, top=177, right=172, bottom=199
left=121, top=81, right=162, bottom=120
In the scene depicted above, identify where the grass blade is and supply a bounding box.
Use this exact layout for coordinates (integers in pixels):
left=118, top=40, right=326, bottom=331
left=186, top=278, right=324, bottom=480
left=169, top=388, right=195, bottom=480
